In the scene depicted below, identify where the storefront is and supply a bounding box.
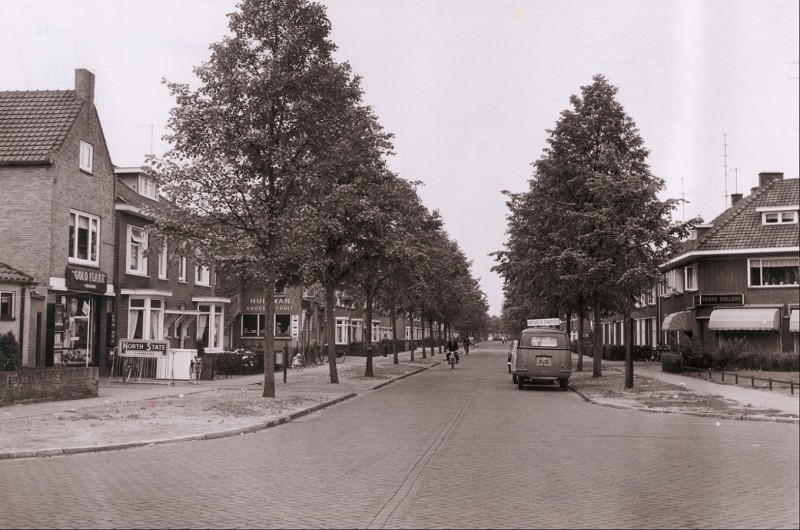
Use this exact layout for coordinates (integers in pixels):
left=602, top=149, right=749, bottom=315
left=708, top=307, right=782, bottom=351
left=46, top=266, right=114, bottom=368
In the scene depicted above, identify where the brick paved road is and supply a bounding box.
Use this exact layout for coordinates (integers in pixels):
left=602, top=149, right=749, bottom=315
left=1, top=342, right=797, bottom=529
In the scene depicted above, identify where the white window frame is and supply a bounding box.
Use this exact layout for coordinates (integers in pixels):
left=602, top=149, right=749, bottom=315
left=138, top=175, right=158, bottom=200
left=684, top=265, right=697, bottom=292
left=126, top=225, right=148, bottom=276
left=79, top=141, right=93, bottom=174
left=68, top=210, right=100, bottom=267
left=178, top=255, right=187, bottom=283
left=336, top=318, right=349, bottom=345
left=194, top=262, right=210, bottom=286
left=197, top=304, right=224, bottom=352
left=127, top=297, right=164, bottom=340
left=157, top=241, right=168, bottom=280
left=664, top=268, right=683, bottom=295
left=241, top=314, right=265, bottom=338
left=762, top=211, right=798, bottom=225
left=748, top=258, right=800, bottom=287
left=0, top=291, right=15, bottom=320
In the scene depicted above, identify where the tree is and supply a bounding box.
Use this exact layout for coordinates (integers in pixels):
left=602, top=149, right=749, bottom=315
left=496, top=74, right=688, bottom=382
left=148, top=0, right=366, bottom=397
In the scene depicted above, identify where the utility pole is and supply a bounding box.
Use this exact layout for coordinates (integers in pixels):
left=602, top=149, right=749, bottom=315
left=680, top=177, right=685, bottom=222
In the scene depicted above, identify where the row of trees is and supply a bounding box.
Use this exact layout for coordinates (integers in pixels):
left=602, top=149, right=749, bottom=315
left=145, top=0, right=487, bottom=397
left=493, top=75, right=695, bottom=385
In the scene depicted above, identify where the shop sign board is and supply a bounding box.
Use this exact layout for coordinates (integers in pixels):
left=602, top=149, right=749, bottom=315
left=118, top=339, right=169, bottom=357
left=65, top=266, right=108, bottom=294
left=692, top=293, right=743, bottom=306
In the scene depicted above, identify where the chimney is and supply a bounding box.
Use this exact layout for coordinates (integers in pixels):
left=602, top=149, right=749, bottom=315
left=730, top=193, right=743, bottom=206
left=75, top=69, right=95, bottom=103
left=758, top=172, right=783, bottom=187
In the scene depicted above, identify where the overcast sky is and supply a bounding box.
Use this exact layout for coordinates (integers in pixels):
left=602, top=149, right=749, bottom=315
left=2, top=0, right=798, bottom=316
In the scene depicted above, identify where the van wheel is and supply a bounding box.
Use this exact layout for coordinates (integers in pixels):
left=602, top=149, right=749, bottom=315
left=512, top=374, right=517, bottom=384
left=517, top=377, right=524, bottom=390
left=559, top=378, right=569, bottom=391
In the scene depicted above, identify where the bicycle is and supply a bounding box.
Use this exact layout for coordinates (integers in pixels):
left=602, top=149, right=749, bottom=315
left=122, top=357, right=143, bottom=382
left=319, top=349, right=346, bottom=364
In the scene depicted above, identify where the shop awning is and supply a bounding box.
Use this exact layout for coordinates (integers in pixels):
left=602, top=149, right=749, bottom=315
left=708, top=308, right=780, bottom=331
left=790, top=310, right=799, bottom=333
left=662, top=310, right=691, bottom=331
left=164, top=309, right=201, bottom=329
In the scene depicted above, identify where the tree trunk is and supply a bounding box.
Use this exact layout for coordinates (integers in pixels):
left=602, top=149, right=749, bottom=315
left=428, top=317, right=435, bottom=356
left=390, top=302, right=398, bottom=365
left=592, top=295, right=603, bottom=378
left=325, top=284, right=339, bottom=384
left=438, top=322, right=443, bottom=354
left=577, top=305, right=585, bottom=372
left=625, top=315, right=634, bottom=389
left=409, top=310, right=415, bottom=362
left=365, top=291, right=374, bottom=378
left=420, top=307, right=427, bottom=359
left=261, top=270, right=276, bottom=398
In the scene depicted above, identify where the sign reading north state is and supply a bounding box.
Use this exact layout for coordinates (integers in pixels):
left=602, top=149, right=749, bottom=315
left=118, top=339, right=169, bottom=357
left=65, top=266, right=108, bottom=293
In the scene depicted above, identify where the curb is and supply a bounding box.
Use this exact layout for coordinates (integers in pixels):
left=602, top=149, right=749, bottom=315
left=0, top=360, right=442, bottom=461
left=570, top=387, right=799, bottom=425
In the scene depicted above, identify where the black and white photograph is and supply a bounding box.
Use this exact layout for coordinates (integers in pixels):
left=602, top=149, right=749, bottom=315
left=1, top=1, right=798, bottom=528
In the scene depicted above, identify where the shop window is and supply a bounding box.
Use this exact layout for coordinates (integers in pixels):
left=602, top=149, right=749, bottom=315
left=79, top=141, right=93, bottom=174
left=128, top=297, right=164, bottom=339
left=242, top=314, right=266, bottom=337
left=68, top=210, right=99, bottom=266
left=749, top=258, right=799, bottom=287
left=127, top=226, right=148, bottom=275
left=0, top=292, right=14, bottom=320
left=275, top=314, right=291, bottom=338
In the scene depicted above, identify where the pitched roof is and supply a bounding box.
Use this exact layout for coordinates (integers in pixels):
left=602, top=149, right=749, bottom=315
left=693, top=178, right=799, bottom=252
left=0, top=90, right=84, bottom=165
left=0, top=262, right=34, bottom=284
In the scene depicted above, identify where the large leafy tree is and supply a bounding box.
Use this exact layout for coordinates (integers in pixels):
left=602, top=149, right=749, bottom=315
left=148, top=0, right=367, bottom=397
left=496, top=74, right=688, bottom=380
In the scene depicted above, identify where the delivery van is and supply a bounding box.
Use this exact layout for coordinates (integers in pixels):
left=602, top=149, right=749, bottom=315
left=510, top=327, right=571, bottom=390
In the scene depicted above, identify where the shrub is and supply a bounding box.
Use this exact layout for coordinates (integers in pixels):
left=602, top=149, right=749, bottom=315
left=0, top=331, right=21, bottom=371
left=214, top=349, right=262, bottom=376
left=660, top=351, right=683, bottom=373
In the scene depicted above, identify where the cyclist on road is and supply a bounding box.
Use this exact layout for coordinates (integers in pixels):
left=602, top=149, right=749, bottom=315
left=446, top=338, right=460, bottom=364
left=463, top=336, right=470, bottom=355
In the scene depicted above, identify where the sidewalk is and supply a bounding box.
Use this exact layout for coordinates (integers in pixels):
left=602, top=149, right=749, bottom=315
left=1, top=347, right=797, bottom=461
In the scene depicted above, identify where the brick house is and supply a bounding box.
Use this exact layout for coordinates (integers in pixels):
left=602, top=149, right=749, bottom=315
left=603, top=172, right=799, bottom=354
left=0, top=262, right=36, bottom=361
left=0, top=69, right=116, bottom=368
left=113, top=166, right=230, bottom=379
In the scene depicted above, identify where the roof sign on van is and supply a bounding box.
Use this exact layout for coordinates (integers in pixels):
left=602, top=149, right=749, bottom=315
left=527, top=318, right=562, bottom=327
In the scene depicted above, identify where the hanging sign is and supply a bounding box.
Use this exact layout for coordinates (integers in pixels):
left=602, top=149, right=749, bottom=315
left=65, top=266, right=107, bottom=294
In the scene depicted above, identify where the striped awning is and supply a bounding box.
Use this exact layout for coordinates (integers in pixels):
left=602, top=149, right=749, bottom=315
left=790, top=310, right=799, bottom=333
left=662, top=310, right=691, bottom=331
left=164, top=309, right=201, bottom=329
left=708, top=308, right=780, bottom=331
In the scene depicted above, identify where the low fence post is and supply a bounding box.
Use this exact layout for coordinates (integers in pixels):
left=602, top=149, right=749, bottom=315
left=735, top=373, right=738, bottom=385
left=751, top=375, right=755, bottom=388
left=768, top=378, right=772, bottom=391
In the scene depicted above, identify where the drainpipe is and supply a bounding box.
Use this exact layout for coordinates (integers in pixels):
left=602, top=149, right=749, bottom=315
left=19, top=286, right=26, bottom=366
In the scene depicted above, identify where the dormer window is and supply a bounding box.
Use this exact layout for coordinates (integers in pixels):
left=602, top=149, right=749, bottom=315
left=758, top=206, right=798, bottom=225
left=79, top=141, right=93, bottom=174
left=138, top=175, right=158, bottom=200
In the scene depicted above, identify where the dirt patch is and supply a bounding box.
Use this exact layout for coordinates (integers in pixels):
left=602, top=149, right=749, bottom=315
left=570, top=369, right=792, bottom=420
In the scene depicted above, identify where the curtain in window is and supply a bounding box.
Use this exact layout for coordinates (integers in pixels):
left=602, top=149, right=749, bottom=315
left=150, top=309, right=160, bottom=340
left=128, top=309, right=141, bottom=339
left=196, top=314, right=208, bottom=341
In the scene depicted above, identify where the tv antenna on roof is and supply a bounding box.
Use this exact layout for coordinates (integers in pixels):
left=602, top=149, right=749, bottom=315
left=136, top=124, right=154, bottom=156
left=723, top=134, right=729, bottom=207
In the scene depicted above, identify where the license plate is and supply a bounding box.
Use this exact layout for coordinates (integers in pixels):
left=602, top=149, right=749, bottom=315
left=536, top=356, right=551, bottom=367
